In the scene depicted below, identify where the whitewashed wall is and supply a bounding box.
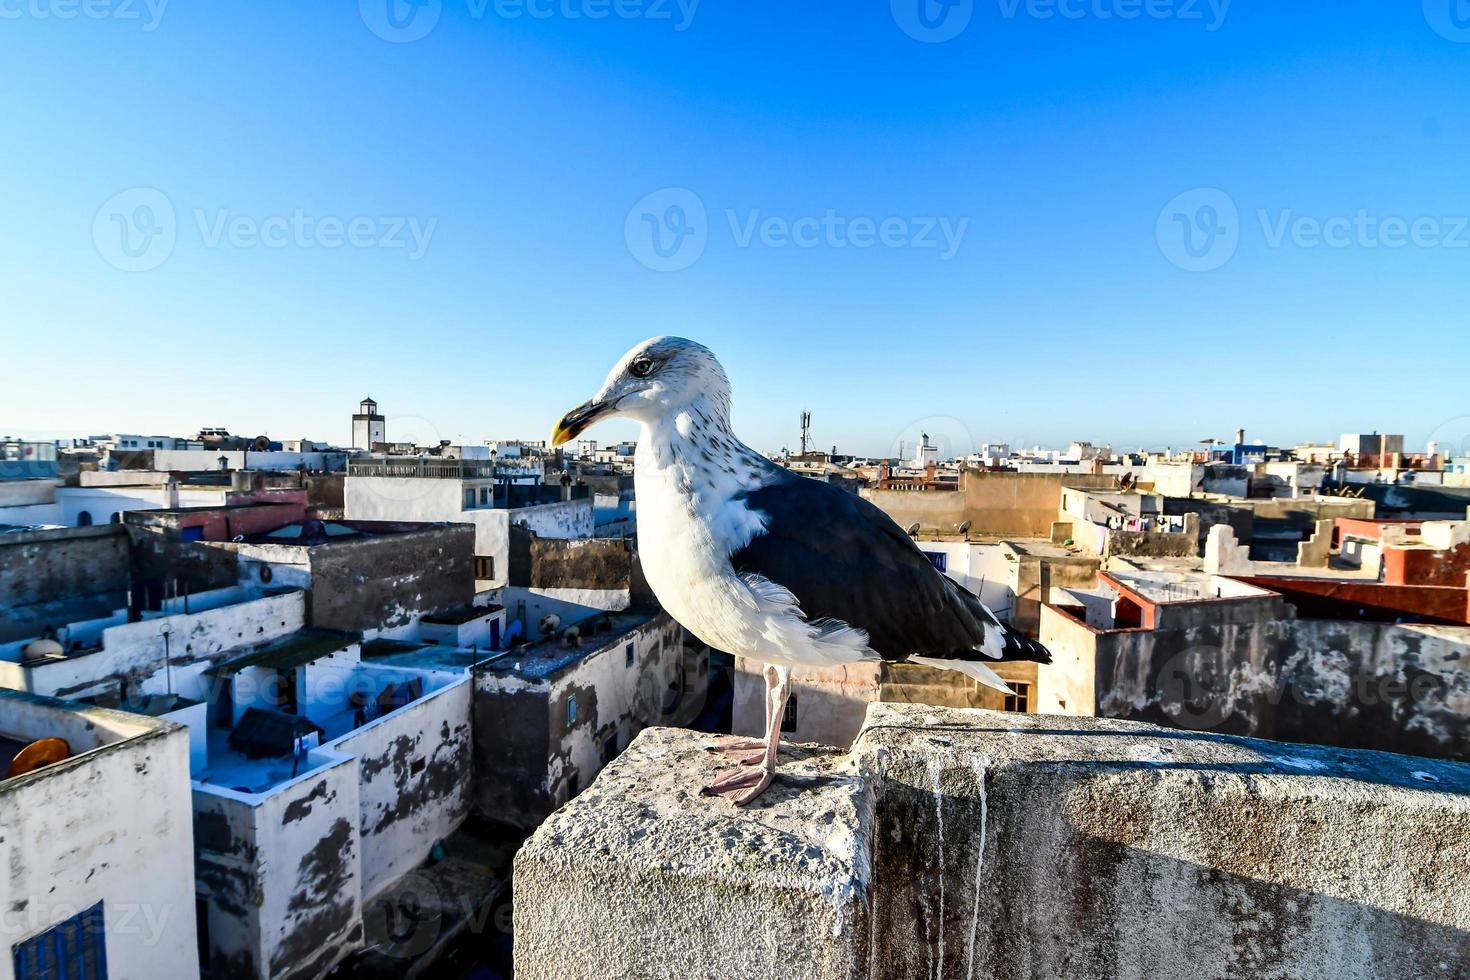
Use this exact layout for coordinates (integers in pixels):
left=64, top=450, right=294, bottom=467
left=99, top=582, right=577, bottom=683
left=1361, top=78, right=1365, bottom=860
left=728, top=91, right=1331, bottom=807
left=326, top=676, right=472, bottom=899
left=0, top=697, right=199, bottom=980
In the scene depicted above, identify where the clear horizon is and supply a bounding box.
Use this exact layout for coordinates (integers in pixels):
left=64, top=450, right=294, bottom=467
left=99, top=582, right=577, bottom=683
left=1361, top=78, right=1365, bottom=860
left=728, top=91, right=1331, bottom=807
left=5, top=2, right=1469, bottom=458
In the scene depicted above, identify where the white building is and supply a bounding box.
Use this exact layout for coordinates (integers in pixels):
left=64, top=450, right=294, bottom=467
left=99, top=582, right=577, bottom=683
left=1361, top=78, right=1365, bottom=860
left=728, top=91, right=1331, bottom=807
left=344, top=458, right=595, bottom=589
left=0, top=690, right=200, bottom=980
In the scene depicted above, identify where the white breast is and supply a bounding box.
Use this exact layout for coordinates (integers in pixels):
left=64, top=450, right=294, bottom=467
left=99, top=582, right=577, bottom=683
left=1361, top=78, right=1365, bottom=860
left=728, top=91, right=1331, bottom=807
left=633, top=427, right=872, bottom=668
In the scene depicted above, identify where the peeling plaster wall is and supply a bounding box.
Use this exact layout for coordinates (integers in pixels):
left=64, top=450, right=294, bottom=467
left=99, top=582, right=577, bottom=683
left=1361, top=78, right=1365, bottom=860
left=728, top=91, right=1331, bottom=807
left=0, top=697, right=198, bottom=980
left=325, top=677, right=472, bottom=899
left=472, top=614, right=691, bottom=828
left=544, top=615, right=685, bottom=809
left=1042, top=604, right=1470, bottom=761
left=0, top=590, right=306, bottom=705
left=193, top=755, right=363, bottom=980
left=232, top=527, right=474, bottom=633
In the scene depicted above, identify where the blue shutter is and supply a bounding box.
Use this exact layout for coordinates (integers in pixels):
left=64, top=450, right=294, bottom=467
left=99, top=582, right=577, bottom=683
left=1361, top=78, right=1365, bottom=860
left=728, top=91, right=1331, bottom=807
left=13, top=901, right=107, bottom=980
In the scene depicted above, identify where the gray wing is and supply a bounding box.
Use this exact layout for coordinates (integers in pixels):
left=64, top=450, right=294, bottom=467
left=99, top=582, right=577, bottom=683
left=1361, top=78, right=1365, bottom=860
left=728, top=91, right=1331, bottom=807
left=730, top=472, right=1048, bottom=663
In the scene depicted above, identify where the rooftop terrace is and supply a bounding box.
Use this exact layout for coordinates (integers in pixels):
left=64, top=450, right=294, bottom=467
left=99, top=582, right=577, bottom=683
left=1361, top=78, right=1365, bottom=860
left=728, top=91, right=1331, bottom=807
left=478, top=607, right=656, bottom=680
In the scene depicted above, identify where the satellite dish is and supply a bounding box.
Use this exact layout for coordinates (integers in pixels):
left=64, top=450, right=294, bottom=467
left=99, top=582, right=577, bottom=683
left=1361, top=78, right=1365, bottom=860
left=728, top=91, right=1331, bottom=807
left=905, top=522, right=921, bottom=537
left=538, top=613, right=561, bottom=636
left=1119, top=472, right=1136, bottom=491
left=957, top=520, right=972, bottom=535
left=7, top=738, right=70, bottom=778
left=254, top=435, right=270, bottom=451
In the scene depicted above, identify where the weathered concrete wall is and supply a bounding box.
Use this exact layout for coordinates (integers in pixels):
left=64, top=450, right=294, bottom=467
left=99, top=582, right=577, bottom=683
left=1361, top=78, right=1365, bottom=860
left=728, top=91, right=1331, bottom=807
left=126, top=520, right=242, bottom=600
left=471, top=672, right=552, bottom=826
left=514, top=706, right=1470, bottom=980
left=863, top=472, right=1117, bottom=538
left=0, top=589, right=306, bottom=704
left=544, top=615, right=686, bottom=808
left=512, top=533, right=635, bottom=591
left=473, top=614, right=692, bottom=828
left=862, top=704, right=1470, bottom=980
left=514, top=731, right=874, bottom=980
left=0, top=693, right=199, bottom=980
left=326, top=677, right=472, bottom=899
left=0, top=524, right=130, bottom=642
left=305, top=525, right=474, bottom=632
left=193, top=754, right=363, bottom=980
left=1041, top=603, right=1470, bottom=761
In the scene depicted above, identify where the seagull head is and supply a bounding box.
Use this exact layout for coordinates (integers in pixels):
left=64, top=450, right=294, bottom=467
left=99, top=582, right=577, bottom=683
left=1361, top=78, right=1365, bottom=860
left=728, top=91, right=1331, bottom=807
left=553, top=337, right=729, bottom=447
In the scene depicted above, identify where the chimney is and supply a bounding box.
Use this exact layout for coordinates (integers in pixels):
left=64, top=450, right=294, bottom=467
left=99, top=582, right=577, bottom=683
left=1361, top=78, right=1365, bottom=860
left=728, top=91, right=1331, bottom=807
left=1235, top=428, right=1246, bottom=445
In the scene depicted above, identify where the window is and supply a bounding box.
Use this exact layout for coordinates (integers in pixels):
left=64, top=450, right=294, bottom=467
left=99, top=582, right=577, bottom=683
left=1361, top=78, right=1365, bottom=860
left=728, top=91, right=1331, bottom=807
left=566, top=695, right=577, bottom=726
left=1003, top=682, right=1032, bottom=714
left=464, top=489, right=476, bottom=509
left=76, top=510, right=93, bottom=526
left=624, top=643, right=635, bottom=667
left=781, top=695, right=799, bottom=733
left=923, top=551, right=948, bottom=572
left=474, top=556, right=495, bottom=580
left=602, top=733, right=618, bottom=764
left=13, top=901, right=107, bottom=980
left=479, top=487, right=490, bottom=505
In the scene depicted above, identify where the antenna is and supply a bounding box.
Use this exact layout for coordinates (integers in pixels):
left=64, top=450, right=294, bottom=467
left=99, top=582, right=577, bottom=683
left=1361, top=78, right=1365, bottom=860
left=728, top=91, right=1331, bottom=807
left=799, top=411, right=812, bottom=457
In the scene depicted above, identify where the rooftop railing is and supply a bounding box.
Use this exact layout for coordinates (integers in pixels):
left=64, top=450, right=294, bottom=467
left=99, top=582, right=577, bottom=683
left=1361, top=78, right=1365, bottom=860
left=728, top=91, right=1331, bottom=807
left=348, top=458, right=502, bottom=480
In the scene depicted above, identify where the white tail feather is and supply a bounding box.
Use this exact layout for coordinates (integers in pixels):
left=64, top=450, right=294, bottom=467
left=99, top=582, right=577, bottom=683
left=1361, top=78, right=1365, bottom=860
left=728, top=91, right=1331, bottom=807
left=907, top=656, right=1015, bottom=696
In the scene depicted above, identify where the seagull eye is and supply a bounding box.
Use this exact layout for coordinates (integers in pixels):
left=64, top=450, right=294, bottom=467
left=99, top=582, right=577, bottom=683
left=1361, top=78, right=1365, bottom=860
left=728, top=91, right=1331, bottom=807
left=629, top=357, right=656, bottom=378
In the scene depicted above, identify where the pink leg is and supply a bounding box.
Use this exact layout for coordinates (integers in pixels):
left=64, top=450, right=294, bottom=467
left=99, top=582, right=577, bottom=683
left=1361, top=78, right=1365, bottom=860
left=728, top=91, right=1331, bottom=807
left=704, top=735, right=767, bottom=766
left=703, top=664, right=790, bottom=806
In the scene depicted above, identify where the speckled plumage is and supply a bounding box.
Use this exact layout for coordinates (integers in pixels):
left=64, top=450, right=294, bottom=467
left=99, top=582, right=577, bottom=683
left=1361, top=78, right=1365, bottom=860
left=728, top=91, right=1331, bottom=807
left=574, top=337, right=1047, bottom=691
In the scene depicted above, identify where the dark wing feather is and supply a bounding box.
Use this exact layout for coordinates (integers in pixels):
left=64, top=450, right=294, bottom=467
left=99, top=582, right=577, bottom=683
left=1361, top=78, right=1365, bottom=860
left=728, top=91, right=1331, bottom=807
left=730, top=472, right=1049, bottom=664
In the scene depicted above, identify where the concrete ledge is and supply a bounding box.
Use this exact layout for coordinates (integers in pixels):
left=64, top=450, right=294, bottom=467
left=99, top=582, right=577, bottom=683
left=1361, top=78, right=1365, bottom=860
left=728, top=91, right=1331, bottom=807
left=513, top=728, right=873, bottom=980
left=861, top=704, right=1470, bottom=980
left=515, top=708, right=1470, bottom=979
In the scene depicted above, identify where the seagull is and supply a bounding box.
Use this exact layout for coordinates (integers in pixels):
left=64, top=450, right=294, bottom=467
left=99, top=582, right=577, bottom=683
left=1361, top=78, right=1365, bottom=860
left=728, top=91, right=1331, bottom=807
left=553, top=337, right=1051, bottom=805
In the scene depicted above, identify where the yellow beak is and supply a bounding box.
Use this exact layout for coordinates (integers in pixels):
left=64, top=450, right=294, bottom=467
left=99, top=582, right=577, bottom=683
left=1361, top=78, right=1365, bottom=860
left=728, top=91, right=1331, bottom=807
left=552, top=399, right=609, bottom=448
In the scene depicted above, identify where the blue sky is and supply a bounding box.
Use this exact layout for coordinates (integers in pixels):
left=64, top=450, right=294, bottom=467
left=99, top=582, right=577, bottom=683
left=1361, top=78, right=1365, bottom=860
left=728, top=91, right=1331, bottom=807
left=4, top=0, right=1469, bottom=456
